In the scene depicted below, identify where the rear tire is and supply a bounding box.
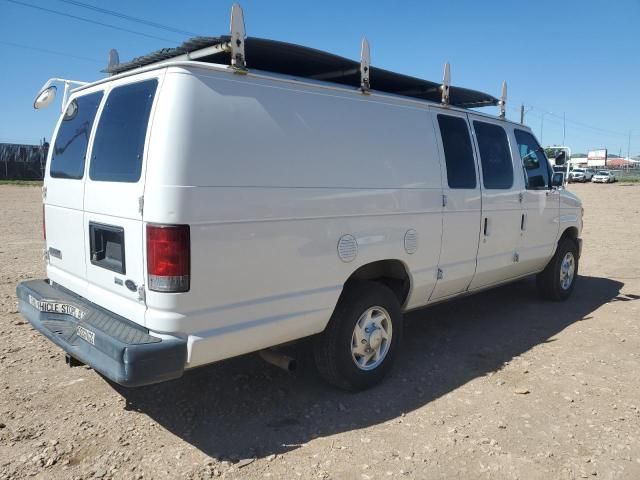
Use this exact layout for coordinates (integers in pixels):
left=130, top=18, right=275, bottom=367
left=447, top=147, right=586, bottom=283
left=536, top=238, right=579, bottom=301
left=313, top=281, right=403, bottom=391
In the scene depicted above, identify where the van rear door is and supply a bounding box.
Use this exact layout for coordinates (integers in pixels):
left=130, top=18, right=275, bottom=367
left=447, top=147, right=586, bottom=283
left=82, top=75, right=160, bottom=325
left=45, top=90, right=103, bottom=298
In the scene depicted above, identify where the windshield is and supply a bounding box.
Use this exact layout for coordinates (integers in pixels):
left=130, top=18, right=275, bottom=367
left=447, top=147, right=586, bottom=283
left=573, top=169, right=584, bottom=173
left=596, top=171, right=609, bottom=175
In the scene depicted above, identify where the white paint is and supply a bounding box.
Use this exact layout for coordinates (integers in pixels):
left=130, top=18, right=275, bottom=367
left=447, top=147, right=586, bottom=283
left=42, top=62, right=583, bottom=370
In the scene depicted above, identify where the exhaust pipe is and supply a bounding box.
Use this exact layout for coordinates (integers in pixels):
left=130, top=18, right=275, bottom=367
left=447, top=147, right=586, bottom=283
left=259, top=349, right=297, bottom=372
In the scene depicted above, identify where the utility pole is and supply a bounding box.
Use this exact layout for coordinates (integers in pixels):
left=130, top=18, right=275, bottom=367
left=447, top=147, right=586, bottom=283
left=628, top=130, right=632, bottom=161
left=562, top=112, right=566, bottom=145
left=520, top=104, right=525, bottom=124
left=540, top=113, right=545, bottom=145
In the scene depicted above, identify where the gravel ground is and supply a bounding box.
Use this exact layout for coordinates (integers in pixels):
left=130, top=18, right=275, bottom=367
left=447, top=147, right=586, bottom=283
left=0, top=183, right=639, bottom=480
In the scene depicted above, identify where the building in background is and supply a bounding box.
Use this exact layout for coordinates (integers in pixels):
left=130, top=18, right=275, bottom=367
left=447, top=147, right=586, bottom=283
left=606, top=157, right=640, bottom=168
left=587, top=149, right=608, bottom=167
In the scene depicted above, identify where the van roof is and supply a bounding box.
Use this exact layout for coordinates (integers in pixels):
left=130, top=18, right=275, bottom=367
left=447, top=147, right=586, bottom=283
left=103, top=36, right=498, bottom=109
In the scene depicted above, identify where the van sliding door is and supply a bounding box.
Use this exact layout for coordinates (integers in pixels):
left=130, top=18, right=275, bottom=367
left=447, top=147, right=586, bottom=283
left=429, top=109, right=482, bottom=301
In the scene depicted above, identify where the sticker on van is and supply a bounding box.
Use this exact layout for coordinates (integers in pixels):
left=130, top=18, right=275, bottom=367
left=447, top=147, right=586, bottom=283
left=28, top=295, right=86, bottom=321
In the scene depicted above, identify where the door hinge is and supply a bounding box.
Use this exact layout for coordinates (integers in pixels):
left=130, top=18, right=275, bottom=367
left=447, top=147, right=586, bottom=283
left=138, top=196, right=144, bottom=215
left=442, top=194, right=448, bottom=207
left=437, top=268, right=444, bottom=280
left=518, top=192, right=524, bottom=203
left=43, top=248, right=50, bottom=263
left=137, top=284, right=146, bottom=302
left=42, top=185, right=47, bottom=201
left=513, top=252, right=520, bottom=263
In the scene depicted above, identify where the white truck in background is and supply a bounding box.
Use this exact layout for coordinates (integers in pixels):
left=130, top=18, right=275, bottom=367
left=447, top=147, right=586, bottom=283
left=545, top=146, right=572, bottom=184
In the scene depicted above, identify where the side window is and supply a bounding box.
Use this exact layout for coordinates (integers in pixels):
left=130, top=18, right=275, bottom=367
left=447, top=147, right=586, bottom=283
left=514, top=130, right=550, bottom=190
left=90, top=79, right=158, bottom=183
left=437, top=115, right=477, bottom=189
left=473, top=121, right=513, bottom=189
left=50, top=92, right=103, bottom=179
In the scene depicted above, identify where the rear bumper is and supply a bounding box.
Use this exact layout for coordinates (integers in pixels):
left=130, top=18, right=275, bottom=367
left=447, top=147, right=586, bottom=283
left=16, top=279, right=187, bottom=387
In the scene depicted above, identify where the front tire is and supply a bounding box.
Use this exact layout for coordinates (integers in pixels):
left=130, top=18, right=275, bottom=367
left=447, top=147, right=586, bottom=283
left=536, top=238, right=579, bottom=301
left=314, top=281, right=403, bottom=391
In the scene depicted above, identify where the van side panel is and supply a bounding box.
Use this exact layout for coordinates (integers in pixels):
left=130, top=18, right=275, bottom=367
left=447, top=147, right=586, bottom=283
left=143, top=68, right=444, bottom=367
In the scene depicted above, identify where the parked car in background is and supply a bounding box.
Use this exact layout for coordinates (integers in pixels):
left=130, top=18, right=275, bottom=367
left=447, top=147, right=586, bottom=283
left=569, top=168, right=586, bottom=183
left=592, top=170, right=616, bottom=183
left=568, top=168, right=594, bottom=183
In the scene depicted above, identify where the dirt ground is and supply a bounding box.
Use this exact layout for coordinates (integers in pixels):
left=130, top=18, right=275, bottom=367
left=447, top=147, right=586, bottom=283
left=0, top=183, right=639, bottom=480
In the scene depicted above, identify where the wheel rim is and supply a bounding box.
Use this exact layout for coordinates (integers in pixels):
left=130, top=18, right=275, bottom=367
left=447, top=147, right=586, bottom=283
left=559, top=252, right=576, bottom=290
left=351, top=306, right=393, bottom=371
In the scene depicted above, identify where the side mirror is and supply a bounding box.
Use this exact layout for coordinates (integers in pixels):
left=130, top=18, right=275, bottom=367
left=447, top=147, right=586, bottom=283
left=551, top=172, right=565, bottom=187
left=33, top=85, right=57, bottom=110
left=555, top=151, right=566, bottom=165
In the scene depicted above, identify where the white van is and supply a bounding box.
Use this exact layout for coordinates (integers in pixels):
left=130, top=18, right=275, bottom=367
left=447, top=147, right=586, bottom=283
left=17, top=16, right=583, bottom=390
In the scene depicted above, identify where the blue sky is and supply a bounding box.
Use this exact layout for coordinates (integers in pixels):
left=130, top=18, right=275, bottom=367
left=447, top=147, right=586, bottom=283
left=1, top=0, right=638, bottom=155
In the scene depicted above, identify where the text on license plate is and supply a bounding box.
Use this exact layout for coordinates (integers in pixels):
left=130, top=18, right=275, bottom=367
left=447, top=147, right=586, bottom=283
left=28, top=295, right=86, bottom=321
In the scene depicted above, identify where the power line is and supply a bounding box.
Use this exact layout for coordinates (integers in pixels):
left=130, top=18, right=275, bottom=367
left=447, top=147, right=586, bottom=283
left=4, top=0, right=179, bottom=43
left=0, top=39, right=101, bottom=63
left=55, top=0, right=201, bottom=37
left=536, top=108, right=634, bottom=138
left=516, top=103, right=640, bottom=139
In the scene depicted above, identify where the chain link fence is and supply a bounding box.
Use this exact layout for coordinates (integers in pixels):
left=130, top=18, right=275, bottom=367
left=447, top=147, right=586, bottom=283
left=0, top=142, right=48, bottom=180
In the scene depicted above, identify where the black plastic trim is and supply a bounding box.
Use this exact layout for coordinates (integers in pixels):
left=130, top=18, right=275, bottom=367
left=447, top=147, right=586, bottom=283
left=89, top=222, right=126, bottom=275
left=16, top=279, right=186, bottom=387
left=104, top=36, right=498, bottom=108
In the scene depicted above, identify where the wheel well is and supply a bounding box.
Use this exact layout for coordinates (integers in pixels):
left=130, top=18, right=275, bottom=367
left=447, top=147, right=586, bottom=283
left=559, top=226, right=579, bottom=246
left=344, top=260, right=411, bottom=307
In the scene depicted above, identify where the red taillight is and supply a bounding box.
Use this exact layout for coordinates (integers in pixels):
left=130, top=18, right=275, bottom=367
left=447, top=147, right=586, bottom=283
left=42, top=204, right=46, bottom=241
left=146, top=224, right=190, bottom=292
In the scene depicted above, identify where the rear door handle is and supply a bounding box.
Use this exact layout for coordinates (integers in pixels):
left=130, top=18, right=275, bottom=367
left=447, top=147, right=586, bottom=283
left=483, top=217, right=489, bottom=236
left=521, top=213, right=527, bottom=231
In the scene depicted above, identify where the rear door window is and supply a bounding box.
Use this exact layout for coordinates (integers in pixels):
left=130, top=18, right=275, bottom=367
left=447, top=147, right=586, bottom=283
left=514, top=130, right=550, bottom=189
left=437, top=115, right=477, bottom=189
left=473, top=121, right=513, bottom=189
left=50, top=92, right=103, bottom=179
left=89, top=79, right=157, bottom=183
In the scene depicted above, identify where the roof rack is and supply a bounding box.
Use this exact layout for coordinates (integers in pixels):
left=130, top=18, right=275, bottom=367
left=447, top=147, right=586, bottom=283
left=104, top=4, right=499, bottom=109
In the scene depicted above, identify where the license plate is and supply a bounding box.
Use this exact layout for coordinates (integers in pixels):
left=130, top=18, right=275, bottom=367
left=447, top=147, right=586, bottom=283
left=28, top=295, right=86, bottom=321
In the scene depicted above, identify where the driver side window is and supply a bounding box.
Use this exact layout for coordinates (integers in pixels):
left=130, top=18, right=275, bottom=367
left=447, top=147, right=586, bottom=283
left=514, top=129, right=550, bottom=190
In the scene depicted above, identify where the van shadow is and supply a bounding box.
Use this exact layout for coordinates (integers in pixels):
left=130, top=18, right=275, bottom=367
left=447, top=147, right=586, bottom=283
left=114, top=275, right=626, bottom=461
